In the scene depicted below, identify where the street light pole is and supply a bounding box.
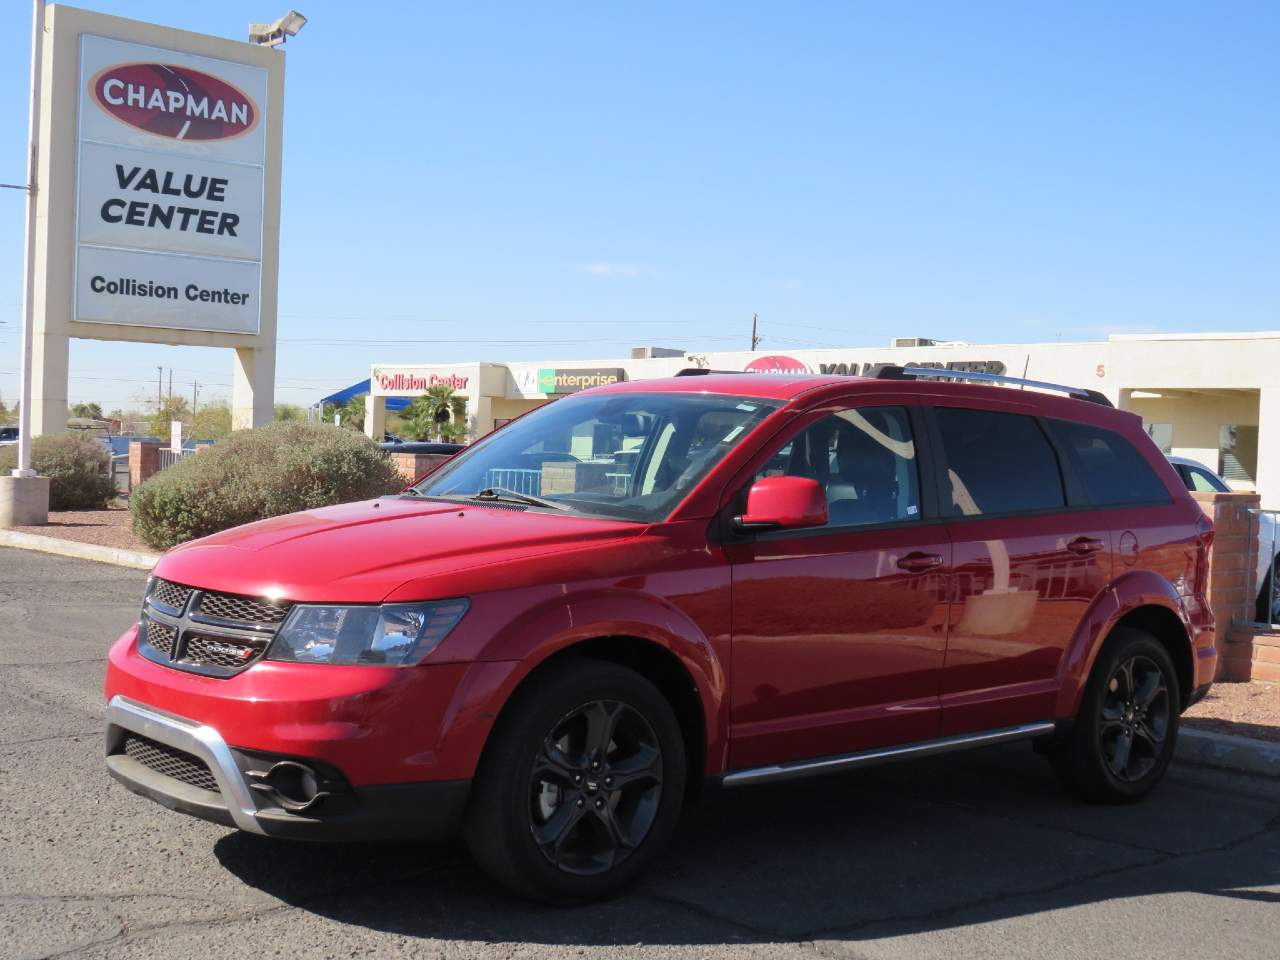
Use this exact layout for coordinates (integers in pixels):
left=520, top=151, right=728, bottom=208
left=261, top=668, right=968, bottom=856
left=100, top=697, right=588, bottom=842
left=12, top=0, right=45, bottom=478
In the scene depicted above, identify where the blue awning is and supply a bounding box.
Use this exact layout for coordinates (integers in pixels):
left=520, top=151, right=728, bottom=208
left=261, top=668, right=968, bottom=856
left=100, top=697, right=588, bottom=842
left=317, top=380, right=411, bottom=411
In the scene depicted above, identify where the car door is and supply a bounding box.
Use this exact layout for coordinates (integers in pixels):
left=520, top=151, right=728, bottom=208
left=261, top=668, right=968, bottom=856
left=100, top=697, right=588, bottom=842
left=930, top=405, right=1114, bottom=736
left=725, top=401, right=952, bottom=770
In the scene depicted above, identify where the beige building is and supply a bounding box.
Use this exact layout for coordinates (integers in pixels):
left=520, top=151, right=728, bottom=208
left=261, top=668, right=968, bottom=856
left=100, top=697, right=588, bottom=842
left=364, top=330, right=1280, bottom=508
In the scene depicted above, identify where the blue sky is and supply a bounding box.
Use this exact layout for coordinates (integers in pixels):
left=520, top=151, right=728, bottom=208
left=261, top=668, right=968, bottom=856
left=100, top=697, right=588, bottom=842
left=2, top=1, right=1278, bottom=410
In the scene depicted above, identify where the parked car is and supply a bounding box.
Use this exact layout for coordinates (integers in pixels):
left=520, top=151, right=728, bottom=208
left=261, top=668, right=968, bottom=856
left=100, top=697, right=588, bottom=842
left=104, top=369, right=1216, bottom=903
left=0, top=426, right=17, bottom=446
left=379, top=439, right=465, bottom=456
left=1167, top=455, right=1278, bottom=623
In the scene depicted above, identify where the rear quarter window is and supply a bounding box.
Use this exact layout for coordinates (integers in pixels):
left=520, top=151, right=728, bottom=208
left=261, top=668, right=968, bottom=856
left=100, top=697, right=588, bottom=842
left=1048, top=419, right=1172, bottom=507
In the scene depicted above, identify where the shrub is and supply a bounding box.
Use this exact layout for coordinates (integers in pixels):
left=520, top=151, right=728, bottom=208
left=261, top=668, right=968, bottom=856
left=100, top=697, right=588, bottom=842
left=0, top=433, right=117, bottom=510
left=129, top=422, right=404, bottom=550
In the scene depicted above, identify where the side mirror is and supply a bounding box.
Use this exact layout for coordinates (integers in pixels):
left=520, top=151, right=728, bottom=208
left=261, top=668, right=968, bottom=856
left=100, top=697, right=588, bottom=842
left=735, top=476, right=828, bottom=532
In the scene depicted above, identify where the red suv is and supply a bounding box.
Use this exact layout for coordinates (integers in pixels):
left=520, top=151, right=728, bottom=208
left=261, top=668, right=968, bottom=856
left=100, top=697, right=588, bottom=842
left=104, top=368, right=1216, bottom=902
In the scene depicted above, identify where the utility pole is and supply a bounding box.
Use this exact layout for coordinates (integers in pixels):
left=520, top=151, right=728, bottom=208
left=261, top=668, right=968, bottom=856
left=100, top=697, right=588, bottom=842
left=167, top=368, right=173, bottom=404
left=156, top=367, right=163, bottom=411
left=750, top=313, right=760, bottom=351
left=191, top=381, right=199, bottom=413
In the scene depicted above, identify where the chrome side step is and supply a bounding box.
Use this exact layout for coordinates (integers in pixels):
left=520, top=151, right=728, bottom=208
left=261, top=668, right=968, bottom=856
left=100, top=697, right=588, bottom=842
left=722, top=721, right=1058, bottom=788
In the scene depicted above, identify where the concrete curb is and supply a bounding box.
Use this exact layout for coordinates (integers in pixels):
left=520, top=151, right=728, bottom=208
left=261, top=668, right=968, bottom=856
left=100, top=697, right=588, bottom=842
left=0, top=529, right=159, bottom=570
left=1177, top=726, right=1280, bottom=778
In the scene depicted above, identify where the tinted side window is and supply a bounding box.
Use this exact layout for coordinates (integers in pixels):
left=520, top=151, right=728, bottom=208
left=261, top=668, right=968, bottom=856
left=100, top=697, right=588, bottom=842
left=756, top=406, right=920, bottom=527
left=1048, top=419, right=1171, bottom=506
left=934, top=408, right=1065, bottom=516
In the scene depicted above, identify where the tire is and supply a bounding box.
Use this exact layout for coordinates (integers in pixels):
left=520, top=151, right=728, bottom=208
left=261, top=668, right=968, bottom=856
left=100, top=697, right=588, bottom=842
left=463, top=657, right=687, bottom=904
left=1049, top=628, right=1180, bottom=804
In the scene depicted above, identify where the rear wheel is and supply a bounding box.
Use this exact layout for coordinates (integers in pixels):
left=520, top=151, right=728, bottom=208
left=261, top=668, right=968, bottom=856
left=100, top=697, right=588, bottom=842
left=463, top=658, right=686, bottom=904
left=1050, top=628, right=1179, bottom=803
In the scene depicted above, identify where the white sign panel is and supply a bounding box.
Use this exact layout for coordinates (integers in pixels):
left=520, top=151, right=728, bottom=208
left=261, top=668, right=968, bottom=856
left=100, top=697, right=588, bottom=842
left=75, top=35, right=267, bottom=334
left=76, top=245, right=261, bottom=334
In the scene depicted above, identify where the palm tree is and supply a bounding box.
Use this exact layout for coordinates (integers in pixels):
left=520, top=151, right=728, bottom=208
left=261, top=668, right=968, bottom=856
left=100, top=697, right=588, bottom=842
left=404, top=386, right=456, bottom=441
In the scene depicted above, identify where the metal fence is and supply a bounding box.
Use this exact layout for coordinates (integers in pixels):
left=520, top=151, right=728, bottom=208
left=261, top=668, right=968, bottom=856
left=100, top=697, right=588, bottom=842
left=1252, top=508, right=1279, bottom=628
left=483, top=468, right=542, bottom=496
left=158, top=448, right=193, bottom=471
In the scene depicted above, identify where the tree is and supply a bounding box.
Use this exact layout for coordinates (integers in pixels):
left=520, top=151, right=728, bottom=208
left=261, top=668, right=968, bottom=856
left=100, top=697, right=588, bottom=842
left=147, top=396, right=190, bottom=439
left=191, top=401, right=232, bottom=440
left=403, top=386, right=457, bottom=441
left=340, top=395, right=366, bottom=431
left=274, top=403, right=307, bottom=422
left=70, top=401, right=104, bottom=420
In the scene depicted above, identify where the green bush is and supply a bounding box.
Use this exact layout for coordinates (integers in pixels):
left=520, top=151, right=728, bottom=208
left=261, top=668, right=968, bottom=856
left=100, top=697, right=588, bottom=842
left=129, top=422, right=404, bottom=550
left=0, top=433, right=117, bottom=510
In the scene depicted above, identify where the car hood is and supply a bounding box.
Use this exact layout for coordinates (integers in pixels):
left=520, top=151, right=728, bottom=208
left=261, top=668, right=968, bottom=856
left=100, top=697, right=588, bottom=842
left=153, top=497, right=647, bottom=603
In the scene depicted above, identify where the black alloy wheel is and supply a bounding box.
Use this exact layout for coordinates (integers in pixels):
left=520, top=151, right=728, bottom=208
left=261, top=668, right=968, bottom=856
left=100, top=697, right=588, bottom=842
left=530, top=699, right=664, bottom=875
left=464, top=658, right=686, bottom=903
left=1098, top=655, right=1171, bottom=783
left=1047, top=626, right=1180, bottom=803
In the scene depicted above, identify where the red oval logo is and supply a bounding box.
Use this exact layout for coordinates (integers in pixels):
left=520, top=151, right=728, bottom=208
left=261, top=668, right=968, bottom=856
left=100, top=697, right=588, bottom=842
left=90, top=63, right=258, bottom=142
left=744, top=354, right=810, bottom=374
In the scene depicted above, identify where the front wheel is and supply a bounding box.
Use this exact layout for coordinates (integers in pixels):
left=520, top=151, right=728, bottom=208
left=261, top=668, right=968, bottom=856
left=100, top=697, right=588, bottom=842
left=463, top=658, right=686, bottom=904
left=1049, top=628, right=1180, bottom=803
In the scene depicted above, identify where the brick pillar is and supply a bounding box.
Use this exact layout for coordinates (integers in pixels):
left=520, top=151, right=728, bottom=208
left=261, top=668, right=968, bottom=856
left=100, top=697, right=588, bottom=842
left=1192, top=491, right=1262, bottom=679
left=390, top=452, right=451, bottom=483
left=128, top=440, right=162, bottom=488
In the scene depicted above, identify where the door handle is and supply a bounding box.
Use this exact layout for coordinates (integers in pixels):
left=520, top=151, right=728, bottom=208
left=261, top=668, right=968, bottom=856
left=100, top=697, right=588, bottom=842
left=1067, top=536, right=1105, bottom=556
left=897, top=551, right=944, bottom=573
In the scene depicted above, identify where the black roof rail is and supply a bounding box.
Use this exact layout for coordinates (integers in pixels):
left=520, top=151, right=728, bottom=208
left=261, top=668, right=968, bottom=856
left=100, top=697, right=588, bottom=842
left=874, top=365, right=1113, bottom=407
left=674, top=368, right=746, bottom=377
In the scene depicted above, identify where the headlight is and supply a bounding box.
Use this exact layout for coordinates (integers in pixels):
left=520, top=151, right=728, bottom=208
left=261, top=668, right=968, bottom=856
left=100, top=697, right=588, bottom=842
left=267, top=599, right=469, bottom=666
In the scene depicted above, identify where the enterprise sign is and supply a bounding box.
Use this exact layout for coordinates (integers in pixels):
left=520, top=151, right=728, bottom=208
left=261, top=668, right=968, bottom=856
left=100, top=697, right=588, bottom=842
left=74, top=36, right=268, bottom=334
left=537, top=368, right=627, bottom=394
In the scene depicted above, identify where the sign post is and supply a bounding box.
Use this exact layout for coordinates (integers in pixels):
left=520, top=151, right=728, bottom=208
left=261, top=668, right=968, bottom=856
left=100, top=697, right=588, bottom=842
left=1, top=1, right=50, bottom=527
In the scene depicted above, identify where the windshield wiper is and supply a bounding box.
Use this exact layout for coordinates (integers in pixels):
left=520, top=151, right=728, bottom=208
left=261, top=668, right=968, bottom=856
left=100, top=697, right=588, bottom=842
left=470, top=486, right=567, bottom=510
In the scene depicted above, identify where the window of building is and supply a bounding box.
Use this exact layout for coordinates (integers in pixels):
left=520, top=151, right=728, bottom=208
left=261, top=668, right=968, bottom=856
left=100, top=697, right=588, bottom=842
left=1048, top=419, right=1171, bottom=506
left=755, top=406, right=920, bottom=527
left=934, top=408, right=1065, bottom=516
left=1219, top=424, right=1258, bottom=485
left=1143, top=422, right=1173, bottom=454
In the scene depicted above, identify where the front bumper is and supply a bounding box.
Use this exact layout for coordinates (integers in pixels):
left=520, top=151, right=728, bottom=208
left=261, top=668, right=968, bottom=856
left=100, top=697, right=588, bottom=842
left=105, top=696, right=469, bottom=841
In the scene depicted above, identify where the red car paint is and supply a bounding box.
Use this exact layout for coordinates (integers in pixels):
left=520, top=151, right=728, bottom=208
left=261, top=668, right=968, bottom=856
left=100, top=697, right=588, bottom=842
left=104, top=373, right=1215, bottom=817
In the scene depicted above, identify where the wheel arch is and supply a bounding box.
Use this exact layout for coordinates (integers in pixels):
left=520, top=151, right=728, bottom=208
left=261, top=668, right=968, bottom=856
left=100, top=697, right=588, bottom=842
left=1057, top=571, right=1195, bottom=717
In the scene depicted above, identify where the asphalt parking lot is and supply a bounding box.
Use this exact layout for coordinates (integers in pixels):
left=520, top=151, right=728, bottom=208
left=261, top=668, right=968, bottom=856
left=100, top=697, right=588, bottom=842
left=2, top=545, right=1278, bottom=960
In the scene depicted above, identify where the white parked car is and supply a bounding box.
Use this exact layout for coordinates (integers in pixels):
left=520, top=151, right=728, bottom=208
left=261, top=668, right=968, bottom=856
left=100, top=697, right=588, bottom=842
left=1168, top=456, right=1278, bottom=623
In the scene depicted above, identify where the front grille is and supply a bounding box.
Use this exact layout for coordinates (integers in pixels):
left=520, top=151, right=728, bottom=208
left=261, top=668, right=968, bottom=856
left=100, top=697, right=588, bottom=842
left=150, top=578, right=192, bottom=612
left=183, top=635, right=263, bottom=669
left=140, top=578, right=295, bottom=677
left=143, top=619, right=177, bottom=658
left=197, top=590, right=292, bottom=626
left=122, top=734, right=220, bottom=793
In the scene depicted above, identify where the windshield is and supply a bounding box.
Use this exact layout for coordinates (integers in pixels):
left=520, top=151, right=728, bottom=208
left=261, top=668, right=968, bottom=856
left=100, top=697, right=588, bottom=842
left=412, top=392, right=778, bottom=522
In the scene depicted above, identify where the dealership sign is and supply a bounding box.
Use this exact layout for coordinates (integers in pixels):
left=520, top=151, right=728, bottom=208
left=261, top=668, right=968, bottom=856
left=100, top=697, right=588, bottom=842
left=744, top=355, right=811, bottom=373
left=537, top=368, right=627, bottom=394
left=75, top=36, right=269, bottom=334
left=372, top=367, right=472, bottom=396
